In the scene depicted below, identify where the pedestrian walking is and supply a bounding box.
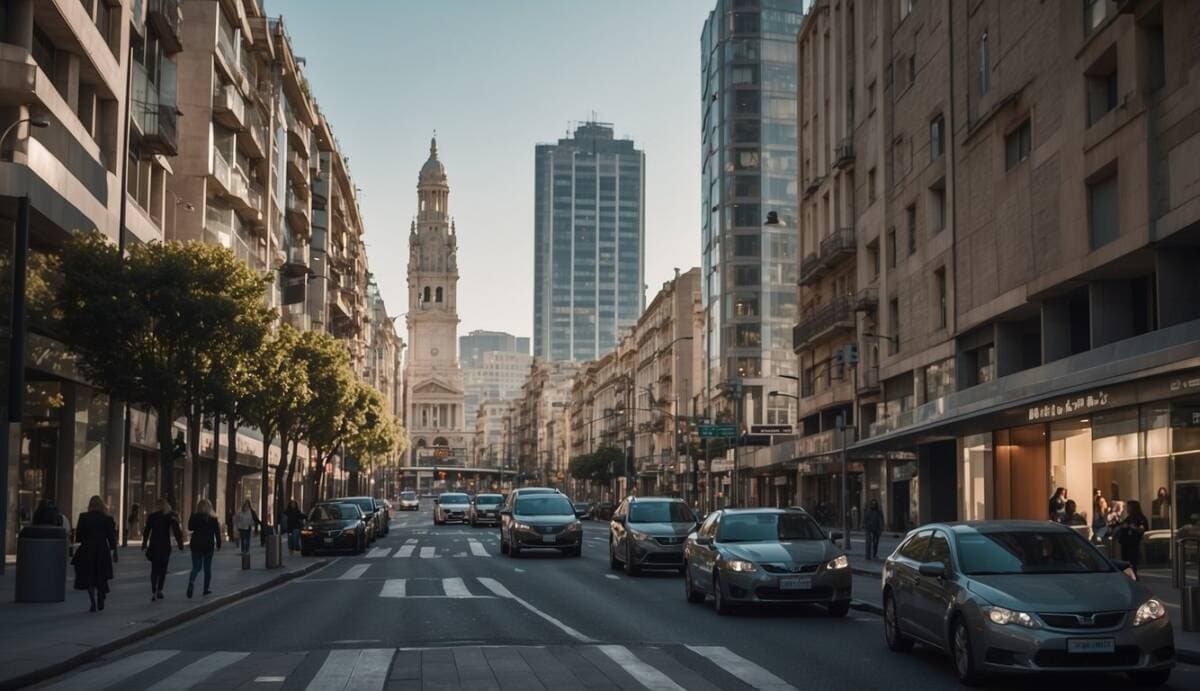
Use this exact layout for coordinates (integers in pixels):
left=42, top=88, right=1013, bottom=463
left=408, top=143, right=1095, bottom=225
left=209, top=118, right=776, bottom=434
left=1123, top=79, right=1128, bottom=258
left=186, top=499, right=222, bottom=598
left=72, top=496, right=117, bottom=613
left=284, top=499, right=306, bottom=556
left=234, top=499, right=261, bottom=553
left=1116, top=499, right=1149, bottom=576
left=31, top=497, right=64, bottom=526
left=1048, top=487, right=1068, bottom=522
left=142, top=498, right=184, bottom=601
left=124, top=502, right=142, bottom=547
left=862, top=500, right=884, bottom=560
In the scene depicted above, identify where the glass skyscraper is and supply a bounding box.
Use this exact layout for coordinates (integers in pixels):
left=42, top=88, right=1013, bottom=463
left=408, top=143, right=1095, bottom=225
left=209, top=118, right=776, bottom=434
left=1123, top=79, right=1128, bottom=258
left=701, top=0, right=803, bottom=425
left=534, top=122, right=645, bottom=362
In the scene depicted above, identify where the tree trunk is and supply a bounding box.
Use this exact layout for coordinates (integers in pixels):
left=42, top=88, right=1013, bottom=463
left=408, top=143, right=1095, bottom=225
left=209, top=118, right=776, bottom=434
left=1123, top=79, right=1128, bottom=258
left=156, top=404, right=176, bottom=511
left=273, top=431, right=290, bottom=520
left=260, top=430, right=274, bottom=531
left=224, top=418, right=240, bottom=539
left=307, top=448, right=326, bottom=504
left=284, top=437, right=300, bottom=508
left=185, top=403, right=202, bottom=519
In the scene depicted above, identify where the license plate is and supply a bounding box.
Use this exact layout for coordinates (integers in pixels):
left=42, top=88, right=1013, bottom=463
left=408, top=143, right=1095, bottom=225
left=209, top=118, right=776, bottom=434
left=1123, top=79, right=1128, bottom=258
left=322, top=537, right=331, bottom=544
left=1067, top=638, right=1115, bottom=654
left=541, top=534, right=557, bottom=543
left=779, top=576, right=812, bottom=590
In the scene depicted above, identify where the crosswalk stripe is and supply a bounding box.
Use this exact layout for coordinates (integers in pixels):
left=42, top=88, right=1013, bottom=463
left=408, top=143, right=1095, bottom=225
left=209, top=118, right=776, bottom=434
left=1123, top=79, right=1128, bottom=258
left=597, top=645, right=685, bottom=691
left=306, top=649, right=392, bottom=691
left=146, top=651, right=249, bottom=691
left=685, top=646, right=798, bottom=691
left=419, top=546, right=437, bottom=558
left=380, top=579, right=407, bottom=598
left=467, top=538, right=490, bottom=557
left=41, top=650, right=180, bottom=691
left=365, top=547, right=390, bottom=558
left=442, top=577, right=472, bottom=598
left=404, top=538, right=418, bottom=544
left=394, top=544, right=416, bottom=558
left=338, top=564, right=370, bottom=580
left=346, top=649, right=393, bottom=689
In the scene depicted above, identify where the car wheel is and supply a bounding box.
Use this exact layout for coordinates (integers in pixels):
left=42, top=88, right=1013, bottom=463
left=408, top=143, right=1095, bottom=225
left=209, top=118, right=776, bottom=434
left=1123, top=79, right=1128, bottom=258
left=1127, top=670, right=1171, bottom=686
left=713, top=573, right=733, bottom=615
left=624, top=543, right=640, bottom=576
left=883, top=591, right=914, bottom=652
left=951, top=616, right=983, bottom=686
left=609, top=540, right=622, bottom=569
left=684, top=564, right=705, bottom=603
left=826, top=600, right=850, bottom=617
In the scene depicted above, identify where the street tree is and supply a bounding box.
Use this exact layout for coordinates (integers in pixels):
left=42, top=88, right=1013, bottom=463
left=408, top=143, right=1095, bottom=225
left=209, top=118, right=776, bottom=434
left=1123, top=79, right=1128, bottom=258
left=291, top=330, right=354, bottom=504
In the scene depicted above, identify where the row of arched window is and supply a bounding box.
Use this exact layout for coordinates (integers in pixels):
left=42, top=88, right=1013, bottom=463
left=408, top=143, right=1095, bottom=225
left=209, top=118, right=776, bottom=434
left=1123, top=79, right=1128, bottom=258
left=422, top=286, right=444, bottom=303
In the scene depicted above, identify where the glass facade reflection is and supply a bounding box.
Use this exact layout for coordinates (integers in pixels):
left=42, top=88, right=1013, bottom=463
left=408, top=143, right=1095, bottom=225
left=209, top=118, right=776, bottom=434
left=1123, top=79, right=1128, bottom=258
left=701, top=0, right=802, bottom=422
left=534, top=122, right=645, bottom=362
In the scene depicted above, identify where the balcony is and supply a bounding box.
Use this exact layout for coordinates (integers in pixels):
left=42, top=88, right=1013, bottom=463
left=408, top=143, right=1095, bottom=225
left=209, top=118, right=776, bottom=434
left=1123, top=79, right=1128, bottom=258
left=793, top=297, right=854, bottom=350
left=798, top=253, right=821, bottom=286
left=287, top=189, right=311, bottom=233
left=285, top=110, right=309, bottom=157
left=833, top=137, right=855, bottom=170
left=803, top=174, right=825, bottom=198
left=212, top=83, right=245, bottom=130
left=853, top=285, right=878, bottom=312
left=0, top=46, right=36, bottom=106
left=286, top=148, right=308, bottom=189
left=799, top=227, right=857, bottom=285
left=281, top=241, right=309, bottom=276
left=209, top=147, right=232, bottom=195
left=795, top=427, right=857, bottom=459
left=147, top=0, right=183, bottom=53
left=237, top=111, right=266, bottom=160
left=130, top=63, right=178, bottom=155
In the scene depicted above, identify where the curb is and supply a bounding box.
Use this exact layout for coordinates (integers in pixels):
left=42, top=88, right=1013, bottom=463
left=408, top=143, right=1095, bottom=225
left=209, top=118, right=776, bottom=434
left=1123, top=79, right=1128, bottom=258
left=850, top=599, right=883, bottom=616
left=0, top=558, right=330, bottom=691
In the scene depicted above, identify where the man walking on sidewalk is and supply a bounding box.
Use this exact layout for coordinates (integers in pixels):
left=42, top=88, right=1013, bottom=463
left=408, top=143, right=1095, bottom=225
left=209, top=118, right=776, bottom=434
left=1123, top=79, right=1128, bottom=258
left=863, top=500, right=884, bottom=561
left=186, top=499, right=222, bottom=598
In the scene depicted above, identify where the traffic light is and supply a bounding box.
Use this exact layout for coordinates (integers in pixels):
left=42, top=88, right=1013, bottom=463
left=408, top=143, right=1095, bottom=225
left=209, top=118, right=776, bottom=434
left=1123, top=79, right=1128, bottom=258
left=845, top=343, right=859, bottom=365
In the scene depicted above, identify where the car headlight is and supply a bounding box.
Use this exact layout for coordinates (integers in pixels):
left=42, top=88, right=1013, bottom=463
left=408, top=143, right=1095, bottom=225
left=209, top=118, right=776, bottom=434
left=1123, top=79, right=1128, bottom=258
left=628, top=529, right=650, bottom=541
left=826, top=555, right=849, bottom=570
left=300, top=529, right=314, bottom=536
left=566, top=521, right=582, bottom=532
left=1133, top=599, right=1167, bottom=627
left=513, top=522, right=530, bottom=532
left=985, top=606, right=1040, bottom=629
left=722, top=559, right=756, bottom=573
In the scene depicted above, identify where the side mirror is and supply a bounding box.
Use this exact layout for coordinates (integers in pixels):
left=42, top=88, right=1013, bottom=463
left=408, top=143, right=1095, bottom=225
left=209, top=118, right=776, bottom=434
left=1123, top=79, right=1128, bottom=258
left=695, top=535, right=714, bottom=547
left=918, top=562, right=947, bottom=578
left=830, top=530, right=844, bottom=543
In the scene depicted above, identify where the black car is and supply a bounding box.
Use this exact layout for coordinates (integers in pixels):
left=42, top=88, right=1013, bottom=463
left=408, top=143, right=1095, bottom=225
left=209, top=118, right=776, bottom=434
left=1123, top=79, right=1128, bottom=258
left=573, top=501, right=593, bottom=519
left=335, top=496, right=382, bottom=542
left=299, top=503, right=367, bottom=555
left=500, top=492, right=583, bottom=558
left=373, top=498, right=391, bottom=536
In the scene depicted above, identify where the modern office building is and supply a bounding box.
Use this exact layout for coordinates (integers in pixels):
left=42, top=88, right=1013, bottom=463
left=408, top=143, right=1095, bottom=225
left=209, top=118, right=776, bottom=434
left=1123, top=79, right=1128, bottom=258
left=533, top=121, right=645, bottom=362
left=700, top=0, right=804, bottom=428
left=460, top=329, right=528, bottom=368
left=460, top=329, right=530, bottom=433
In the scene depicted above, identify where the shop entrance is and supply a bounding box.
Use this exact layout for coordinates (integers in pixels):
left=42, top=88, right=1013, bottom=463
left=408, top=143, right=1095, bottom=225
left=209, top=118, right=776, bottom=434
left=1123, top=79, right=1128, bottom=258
left=994, top=424, right=1050, bottom=519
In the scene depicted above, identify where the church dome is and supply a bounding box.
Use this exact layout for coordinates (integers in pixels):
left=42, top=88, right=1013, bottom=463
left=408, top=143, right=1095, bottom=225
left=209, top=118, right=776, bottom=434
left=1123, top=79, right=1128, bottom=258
left=419, top=137, right=447, bottom=184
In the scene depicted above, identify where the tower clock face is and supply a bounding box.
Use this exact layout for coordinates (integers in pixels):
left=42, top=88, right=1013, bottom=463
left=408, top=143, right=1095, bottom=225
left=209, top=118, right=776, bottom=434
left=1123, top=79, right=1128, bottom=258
left=430, top=347, right=439, bottom=357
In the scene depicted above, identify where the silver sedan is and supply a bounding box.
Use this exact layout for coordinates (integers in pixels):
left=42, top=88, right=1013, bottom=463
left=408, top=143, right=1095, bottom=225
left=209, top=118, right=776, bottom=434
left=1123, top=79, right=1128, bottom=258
left=881, top=521, right=1174, bottom=685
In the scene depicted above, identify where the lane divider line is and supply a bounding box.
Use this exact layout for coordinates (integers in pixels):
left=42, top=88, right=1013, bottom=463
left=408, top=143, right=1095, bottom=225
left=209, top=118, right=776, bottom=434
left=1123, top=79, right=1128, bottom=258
left=476, top=577, right=592, bottom=642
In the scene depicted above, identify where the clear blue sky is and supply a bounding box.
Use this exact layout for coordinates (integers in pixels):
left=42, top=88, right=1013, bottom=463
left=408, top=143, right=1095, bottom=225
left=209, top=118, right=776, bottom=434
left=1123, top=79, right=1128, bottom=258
left=270, top=0, right=713, bottom=342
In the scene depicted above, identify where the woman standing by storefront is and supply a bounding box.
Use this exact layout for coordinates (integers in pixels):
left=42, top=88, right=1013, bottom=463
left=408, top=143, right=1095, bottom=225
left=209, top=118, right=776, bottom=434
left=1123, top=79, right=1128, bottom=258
left=1117, top=500, right=1150, bottom=575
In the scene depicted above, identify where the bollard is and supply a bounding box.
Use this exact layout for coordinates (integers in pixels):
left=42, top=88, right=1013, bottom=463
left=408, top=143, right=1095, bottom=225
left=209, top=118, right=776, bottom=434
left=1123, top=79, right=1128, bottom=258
left=1178, top=537, right=1200, bottom=633
left=15, top=526, right=70, bottom=602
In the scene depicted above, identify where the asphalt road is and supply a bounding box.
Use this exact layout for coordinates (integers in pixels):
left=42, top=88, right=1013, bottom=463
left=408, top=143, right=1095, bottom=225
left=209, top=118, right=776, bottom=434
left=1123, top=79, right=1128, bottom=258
left=35, top=500, right=1200, bottom=690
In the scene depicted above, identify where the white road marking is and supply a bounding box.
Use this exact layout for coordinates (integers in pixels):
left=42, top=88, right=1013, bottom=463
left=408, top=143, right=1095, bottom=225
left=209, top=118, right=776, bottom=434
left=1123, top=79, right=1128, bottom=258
left=598, top=646, right=685, bottom=691
left=419, top=546, right=438, bottom=558
left=394, top=545, right=416, bottom=558
left=442, top=577, right=473, bottom=598
left=404, top=538, right=418, bottom=544
left=685, top=646, right=798, bottom=691
left=41, top=650, right=180, bottom=691
left=365, top=547, right=390, bottom=559
left=305, top=649, right=393, bottom=691
left=146, top=651, right=249, bottom=691
left=254, top=676, right=285, bottom=683
left=380, top=579, right=407, bottom=598
left=513, top=568, right=525, bottom=573
left=476, top=577, right=592, bottom=642
left=467, top=539, right=490, bottom=557
left=605, top=574, right=620, bottom=580
left=338, top=564, right=370, bottom=580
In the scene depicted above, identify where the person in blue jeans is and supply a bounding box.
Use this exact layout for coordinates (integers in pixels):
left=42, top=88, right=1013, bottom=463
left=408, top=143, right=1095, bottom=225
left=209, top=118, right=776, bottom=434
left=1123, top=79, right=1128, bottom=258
left=233, top=499, right=260, bottom=553
left=284, top=499, right=306, bottom=556
left=186, top=499, right=222, bottom=598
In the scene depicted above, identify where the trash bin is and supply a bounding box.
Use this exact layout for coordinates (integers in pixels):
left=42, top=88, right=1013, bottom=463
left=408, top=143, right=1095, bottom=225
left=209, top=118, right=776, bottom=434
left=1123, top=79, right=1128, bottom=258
left=265, top=527, right=282, bottom=570
left=15, top=525, right=70, bottom=603
left=1178, top=537, right=1200, bottom=633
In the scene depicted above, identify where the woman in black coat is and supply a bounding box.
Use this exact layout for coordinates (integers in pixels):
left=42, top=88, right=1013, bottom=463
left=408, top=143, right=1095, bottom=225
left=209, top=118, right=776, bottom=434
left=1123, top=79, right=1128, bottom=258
left=186, top=499, right=222, bottom=598
left=142, top=498, right=184, bottom=602
left=73, top=495, right=117, bottom=612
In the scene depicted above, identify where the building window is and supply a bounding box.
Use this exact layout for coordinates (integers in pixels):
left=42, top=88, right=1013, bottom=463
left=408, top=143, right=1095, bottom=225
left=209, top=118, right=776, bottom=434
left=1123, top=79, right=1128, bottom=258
left=1143, top=22, right=1165, bottom=92
left=886, top=227, right=897, bottom=268
left=934, top=267, right=947, bottom=329
left=979, top=31, right=990, bottom=96
left=930, top=185, right=946, bottom=233
left=907, top=54, right=916, bottom=85
left=423, top=286, right=431, bottom=302
left=1088, top=168, right=1119, bottom=249
left=930, top=114, right=944, bottom=161
left=888, top=298, right=901, bottom=355
left=906, top=205, right=917, bottom=255
left=1005, top=119, right=1032, bottom=170
left=1084, top=0, right=1112, bottom=35
left=1086, top=49, right=1118, bottom=126
left=435, top=287, right=443, bottom=303
left=867, top=238, right=880, bottom=279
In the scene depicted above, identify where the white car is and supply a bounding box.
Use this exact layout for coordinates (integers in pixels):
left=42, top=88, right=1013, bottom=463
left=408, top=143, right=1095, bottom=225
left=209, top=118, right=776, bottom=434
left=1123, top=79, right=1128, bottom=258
left=434, top=492, right=470, bottom=525
left=397, top=490, right=420, bottom=511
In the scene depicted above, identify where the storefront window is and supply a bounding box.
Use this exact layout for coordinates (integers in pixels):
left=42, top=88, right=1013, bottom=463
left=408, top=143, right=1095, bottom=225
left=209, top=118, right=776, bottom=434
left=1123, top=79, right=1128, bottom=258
left=1172, top=401, right=1200, bottom=542
left=1049, top=419, right=1092, bottom=526
left=959, top=433, right=991, bottom=521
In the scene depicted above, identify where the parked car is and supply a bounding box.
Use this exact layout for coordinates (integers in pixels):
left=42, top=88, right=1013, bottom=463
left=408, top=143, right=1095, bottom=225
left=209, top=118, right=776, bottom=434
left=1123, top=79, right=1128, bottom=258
left=434, top=492, right=471, bottom=525
left=591, top=501, right=616, bottom=521
left=683, top=507, right=851, bottom=617
left=335, top=496, right=382, bottom=542
left=500, top=492, right=582, bottom=557
left=373, top=498, right=391, bottom=536
left=609, top=496, right=697, bottom=575
left=299, top=503, right=367, bottom=555
left=881, top=521, right=1174, bottom=686
left=469, top=493, right=504, bottom=526
left=397, top=490, right=420, bottom=511
left=573, top=501, right=593, bottom=519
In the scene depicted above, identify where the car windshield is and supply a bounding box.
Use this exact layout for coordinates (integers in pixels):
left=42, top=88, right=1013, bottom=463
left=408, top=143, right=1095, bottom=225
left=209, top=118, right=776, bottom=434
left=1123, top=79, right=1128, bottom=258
left=515, top=496, right=575, bottom=516
left=475, top=495, right=502, bottom=506
left=344, top=498, right=374, bottom=513
left=400, top=492, right=416, bottom=500
left=717, top=513, right=826, bottom=542
left=629, top=502, right=695, bottom=523
left=439, top=494, right=469, bottom=504
left=955, top=530, right=1115, bottom=575
left=311, top=504, right=358, bottom=521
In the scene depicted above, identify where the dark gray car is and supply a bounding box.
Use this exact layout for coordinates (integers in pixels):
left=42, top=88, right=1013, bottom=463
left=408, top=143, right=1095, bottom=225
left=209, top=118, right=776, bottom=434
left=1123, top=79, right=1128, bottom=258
left=609, top=496, right=697, bottom=575
left=881, top=521, right=1174, bottom=685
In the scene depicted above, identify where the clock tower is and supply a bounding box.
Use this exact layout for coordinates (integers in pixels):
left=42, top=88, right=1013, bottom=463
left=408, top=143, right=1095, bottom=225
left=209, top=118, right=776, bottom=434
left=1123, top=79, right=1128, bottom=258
left=403, top=137, right=467, bottom=465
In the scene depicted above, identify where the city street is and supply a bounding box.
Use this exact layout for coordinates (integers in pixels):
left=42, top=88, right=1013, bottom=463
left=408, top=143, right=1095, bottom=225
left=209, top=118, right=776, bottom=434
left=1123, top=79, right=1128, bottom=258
left=33, top=502, right=1200, bottom=690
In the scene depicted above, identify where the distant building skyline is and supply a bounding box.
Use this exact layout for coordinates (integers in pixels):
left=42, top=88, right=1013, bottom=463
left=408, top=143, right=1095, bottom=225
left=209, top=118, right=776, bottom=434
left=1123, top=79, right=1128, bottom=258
left=460, top=330, right=532, bottom=432
left=534, top=121, right=645, bottom=362
left=460, top=330, right=530, bottom=369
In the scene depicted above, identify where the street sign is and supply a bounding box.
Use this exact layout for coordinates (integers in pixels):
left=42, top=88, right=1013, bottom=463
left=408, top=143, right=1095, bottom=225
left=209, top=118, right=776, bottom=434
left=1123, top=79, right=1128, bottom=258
left=750, top=424, right=794, bottom=435
left=710, top=458, right=734, bottom=472
left=698, top=424, right=737, bottom=439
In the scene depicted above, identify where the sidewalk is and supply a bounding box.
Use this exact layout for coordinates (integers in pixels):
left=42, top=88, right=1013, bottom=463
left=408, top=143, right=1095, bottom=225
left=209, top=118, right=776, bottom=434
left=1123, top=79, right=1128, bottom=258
left=839, top=530, right=1200, bottom=665
left=0, top=543, right=328, bottom=690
